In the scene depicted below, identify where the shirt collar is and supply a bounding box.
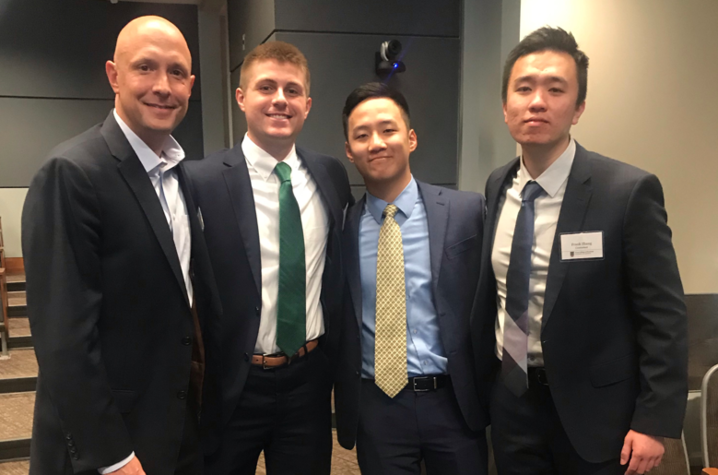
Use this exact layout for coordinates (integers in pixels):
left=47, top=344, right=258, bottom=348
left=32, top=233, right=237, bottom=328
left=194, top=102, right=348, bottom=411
left=365, top=176, right=418, bottom=225
left=241, top=133, right=299, bottom=181
left=518, top=137, right=576, bottom=198
left=113, top=109, right=185, bottom=173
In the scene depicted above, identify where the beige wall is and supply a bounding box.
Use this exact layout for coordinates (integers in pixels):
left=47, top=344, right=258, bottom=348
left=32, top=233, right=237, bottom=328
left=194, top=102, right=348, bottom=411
left=0, top=188, right=28, bottom=258
left=520, top=0, right=718, bottom=294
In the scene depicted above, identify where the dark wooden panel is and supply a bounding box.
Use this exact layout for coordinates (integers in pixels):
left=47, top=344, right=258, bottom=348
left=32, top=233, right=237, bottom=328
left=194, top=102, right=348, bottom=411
left=227, top=0, right=276, bottom=70
left=0, top=0, right=202, bottom=100
left=275, top=31, right=460, bottom=187
left=0, top=97, right=204, bottom=187
left=274, top=0, right=460, bottom=38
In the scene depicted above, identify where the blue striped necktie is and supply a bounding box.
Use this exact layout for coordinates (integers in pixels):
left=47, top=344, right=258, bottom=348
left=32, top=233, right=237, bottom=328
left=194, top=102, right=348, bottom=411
left=502, top=180, right=544, bottom=397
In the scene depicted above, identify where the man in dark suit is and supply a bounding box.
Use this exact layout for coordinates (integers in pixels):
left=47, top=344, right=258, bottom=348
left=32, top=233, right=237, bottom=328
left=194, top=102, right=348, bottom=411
left=184, top=41, right=352, bottom=475
left=334, top=82, right=489, bottom=474
left=471, top=27, right=687, bottom=475
left=22, top=16, right=220, bottom=475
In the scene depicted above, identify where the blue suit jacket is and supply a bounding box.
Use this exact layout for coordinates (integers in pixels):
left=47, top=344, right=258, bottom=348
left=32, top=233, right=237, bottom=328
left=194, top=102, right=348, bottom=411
left=183, top=142, right=353, bottom=453
left=334, top=180, right=489, bottom=449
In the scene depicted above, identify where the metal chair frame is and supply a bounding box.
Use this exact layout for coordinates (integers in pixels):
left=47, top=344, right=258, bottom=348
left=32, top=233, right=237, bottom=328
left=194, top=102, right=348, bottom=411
left=701, top=363, right=718, bottom=468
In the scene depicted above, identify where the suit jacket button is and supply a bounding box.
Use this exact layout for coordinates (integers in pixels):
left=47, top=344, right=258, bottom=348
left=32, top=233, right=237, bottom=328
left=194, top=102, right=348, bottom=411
left=177, top=390, right=187, bottom=400
left=182, top=337, right=192, bottom=346
left=66, top=434, right=72, bottom=440
left=255, top=306, right=260, bottom=314
left=68, top=440, right=75, bottom=447
left=69, top=447, right=77, bottom=454
left=355, top=371, right=360, bottom=376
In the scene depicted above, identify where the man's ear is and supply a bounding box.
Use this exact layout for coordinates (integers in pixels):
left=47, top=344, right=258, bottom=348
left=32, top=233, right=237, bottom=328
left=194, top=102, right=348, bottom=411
left=304, top=97, right=312, bottom=118
left=345, top=142, right=354, bottom=163
left=236, top=87, right=246, bottom=112
left=408, top=129, right=418, bottom=152
left=572, top=101, right=586, bottom=125
left=105, top=61, right=120, bottom=93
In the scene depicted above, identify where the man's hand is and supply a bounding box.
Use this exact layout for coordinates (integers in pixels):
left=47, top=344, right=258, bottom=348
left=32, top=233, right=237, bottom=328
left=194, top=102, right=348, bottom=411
left=109, top=455, right=145, bottom=475
left=620, top=430, right=664, bottom=474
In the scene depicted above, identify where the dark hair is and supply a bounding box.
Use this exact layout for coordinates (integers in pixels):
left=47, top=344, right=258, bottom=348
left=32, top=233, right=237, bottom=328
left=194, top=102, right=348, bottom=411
left=240, top=41, right=310, bottom=95
left=501, top=27, right=589, bottom=106
left=342, top=82, right=410, bottom=139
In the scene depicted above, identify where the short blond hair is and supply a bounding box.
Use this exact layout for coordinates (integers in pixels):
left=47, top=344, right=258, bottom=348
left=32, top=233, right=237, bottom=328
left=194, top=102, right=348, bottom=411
left=240, top=41, right=311, bottom=95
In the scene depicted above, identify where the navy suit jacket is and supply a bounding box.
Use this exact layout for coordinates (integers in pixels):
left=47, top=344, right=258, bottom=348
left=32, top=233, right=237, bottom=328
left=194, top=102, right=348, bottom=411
left=183, top=142, right=352, bottom=452
left=470, top=142, right=687, bottom=463
left=334, top=180, right=489, bottom=450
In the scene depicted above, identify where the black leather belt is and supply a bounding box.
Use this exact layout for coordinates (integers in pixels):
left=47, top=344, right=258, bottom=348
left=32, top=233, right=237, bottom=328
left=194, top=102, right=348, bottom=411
left=528, top=367, right=549, bottom=387
left=408, top=375, right=449, bottom=392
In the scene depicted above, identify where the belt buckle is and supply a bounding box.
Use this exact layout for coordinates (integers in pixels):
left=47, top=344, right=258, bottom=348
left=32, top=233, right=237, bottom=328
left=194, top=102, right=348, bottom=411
left=262, top=355, right=270, bottom=370
left=412, top=376, right=435, bottom=392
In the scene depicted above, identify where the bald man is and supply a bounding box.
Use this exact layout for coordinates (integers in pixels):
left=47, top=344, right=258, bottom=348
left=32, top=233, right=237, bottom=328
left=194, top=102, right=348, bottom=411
left=22, top=16, right=221, bottom=475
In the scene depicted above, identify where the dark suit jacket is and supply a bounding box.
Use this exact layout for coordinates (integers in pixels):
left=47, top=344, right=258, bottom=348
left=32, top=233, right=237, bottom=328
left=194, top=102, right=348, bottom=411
left=471, top=142, right=688, bottom=463
left=22, top=113, right=222, bottom=474
left=183, top=141, right=352, bottom=451
left=334, top=180, right=489, bottom=450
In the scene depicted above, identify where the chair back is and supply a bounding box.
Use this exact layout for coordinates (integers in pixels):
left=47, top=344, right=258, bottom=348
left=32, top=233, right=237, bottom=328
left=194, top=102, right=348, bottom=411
left=651, top=432, right=690, bottom=475
left=702, top=364, right=718, bottom=467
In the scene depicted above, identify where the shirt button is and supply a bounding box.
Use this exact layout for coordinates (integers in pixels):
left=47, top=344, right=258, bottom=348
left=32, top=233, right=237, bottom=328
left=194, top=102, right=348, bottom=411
left=182, top=337, right=192, bottom=346
left=177, top=390, right=187, bottom=400
left=413, top=330, right=417, bottom=334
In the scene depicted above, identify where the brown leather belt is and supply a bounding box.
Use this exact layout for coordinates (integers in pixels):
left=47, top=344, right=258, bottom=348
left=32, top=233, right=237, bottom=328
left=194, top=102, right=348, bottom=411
left=251, top=339, right=319, bottom=369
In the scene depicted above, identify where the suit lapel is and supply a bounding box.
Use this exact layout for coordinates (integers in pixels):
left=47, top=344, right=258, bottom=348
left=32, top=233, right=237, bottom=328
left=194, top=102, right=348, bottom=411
left=541, top=145, right=593, bottom=330
left=417, top=181, right=448, bottom=298
left=222, top=146, right=262, bottom=297
left=177, top=166, right=223, bottom=316
left=300, top=150, right=341, bottom=229
left=345, top=197, right=365, bottom=330
left=103, top=114, right=189, bottom=308
left=479, top=160, right=519, bottom=291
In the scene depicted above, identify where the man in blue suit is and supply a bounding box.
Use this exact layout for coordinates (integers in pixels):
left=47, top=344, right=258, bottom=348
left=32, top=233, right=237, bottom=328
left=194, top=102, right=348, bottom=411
left=334, top=82, right=489, bottom=474
left=184, top=42, right=352, bottom=475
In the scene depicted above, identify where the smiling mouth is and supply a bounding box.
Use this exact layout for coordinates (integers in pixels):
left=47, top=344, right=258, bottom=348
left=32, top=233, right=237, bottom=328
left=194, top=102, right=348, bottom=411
left=145, top=103, right=177, bottom=110
left=525, top=118, right=548, bottom=124
left=267, top=114, right=291, bottom=119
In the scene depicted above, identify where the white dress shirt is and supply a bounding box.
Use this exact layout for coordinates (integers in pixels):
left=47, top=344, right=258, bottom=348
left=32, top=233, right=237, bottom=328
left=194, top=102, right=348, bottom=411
left=492, top=138, right=576, bottom=367
left=101, top=110, right=193, bottom=474
left=242, top=134, right=329, bottom=355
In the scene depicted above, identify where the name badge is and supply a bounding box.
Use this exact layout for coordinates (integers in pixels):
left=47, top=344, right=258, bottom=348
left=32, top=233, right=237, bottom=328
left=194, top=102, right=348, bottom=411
left=560, top=231, right=604, bottom=261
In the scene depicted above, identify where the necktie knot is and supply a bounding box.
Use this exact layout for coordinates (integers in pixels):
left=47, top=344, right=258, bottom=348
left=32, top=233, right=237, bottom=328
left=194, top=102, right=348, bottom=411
left=383, top=204, right=399, bottom=220
left=275, top=162, right=292, bottom=183
left=521, top=181, right=543, bottom=203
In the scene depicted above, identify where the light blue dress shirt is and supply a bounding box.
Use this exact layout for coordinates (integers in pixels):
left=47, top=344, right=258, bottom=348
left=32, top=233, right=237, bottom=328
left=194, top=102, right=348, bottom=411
left=359, top=177, right=448, bottom=378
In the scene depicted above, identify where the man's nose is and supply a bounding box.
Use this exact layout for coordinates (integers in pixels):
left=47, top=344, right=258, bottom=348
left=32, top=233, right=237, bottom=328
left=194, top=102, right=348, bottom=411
left=528, top=90, right=547, bottom=110
left=153, top=73, right=171, bottom=96
left=272, top=88, right=288, bottom=106
left=369, top=132, right=387, bottom=151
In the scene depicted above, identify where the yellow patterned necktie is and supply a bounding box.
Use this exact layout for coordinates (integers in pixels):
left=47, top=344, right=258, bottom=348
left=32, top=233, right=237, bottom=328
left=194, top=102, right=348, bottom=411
left=374, top=204, right=407, bottom=398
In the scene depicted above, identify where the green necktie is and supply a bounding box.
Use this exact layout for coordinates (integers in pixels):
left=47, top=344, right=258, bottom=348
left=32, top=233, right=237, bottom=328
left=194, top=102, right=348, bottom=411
left=274, top=162, right=306, bottom=356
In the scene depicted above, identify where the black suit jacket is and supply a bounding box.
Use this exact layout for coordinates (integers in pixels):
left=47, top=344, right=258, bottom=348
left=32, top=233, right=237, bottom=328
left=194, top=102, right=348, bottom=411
left=22, top=113, right=222, bottom=474
left=334, top=181, right=489, bottom=449
left=183, top=141, right=352, bottom=452
left=471, top=142, right=688, bottom=463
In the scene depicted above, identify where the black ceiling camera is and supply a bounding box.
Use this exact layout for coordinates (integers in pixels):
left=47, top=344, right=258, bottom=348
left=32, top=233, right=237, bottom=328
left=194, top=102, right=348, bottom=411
left=376, top=40, right=406, bottom=77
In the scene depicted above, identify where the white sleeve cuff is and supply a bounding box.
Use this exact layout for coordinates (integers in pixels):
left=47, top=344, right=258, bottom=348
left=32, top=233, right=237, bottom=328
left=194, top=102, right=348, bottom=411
left=98, top=452, right=135, bottom=474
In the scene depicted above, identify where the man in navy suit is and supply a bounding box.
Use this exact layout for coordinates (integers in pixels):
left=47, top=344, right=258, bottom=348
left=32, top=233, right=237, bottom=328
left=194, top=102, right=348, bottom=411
left=184, top=42, right=352, bottom=475
left=471, top=27, right=687, bottom=475
left=334, top=82, right=489, bottom=474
